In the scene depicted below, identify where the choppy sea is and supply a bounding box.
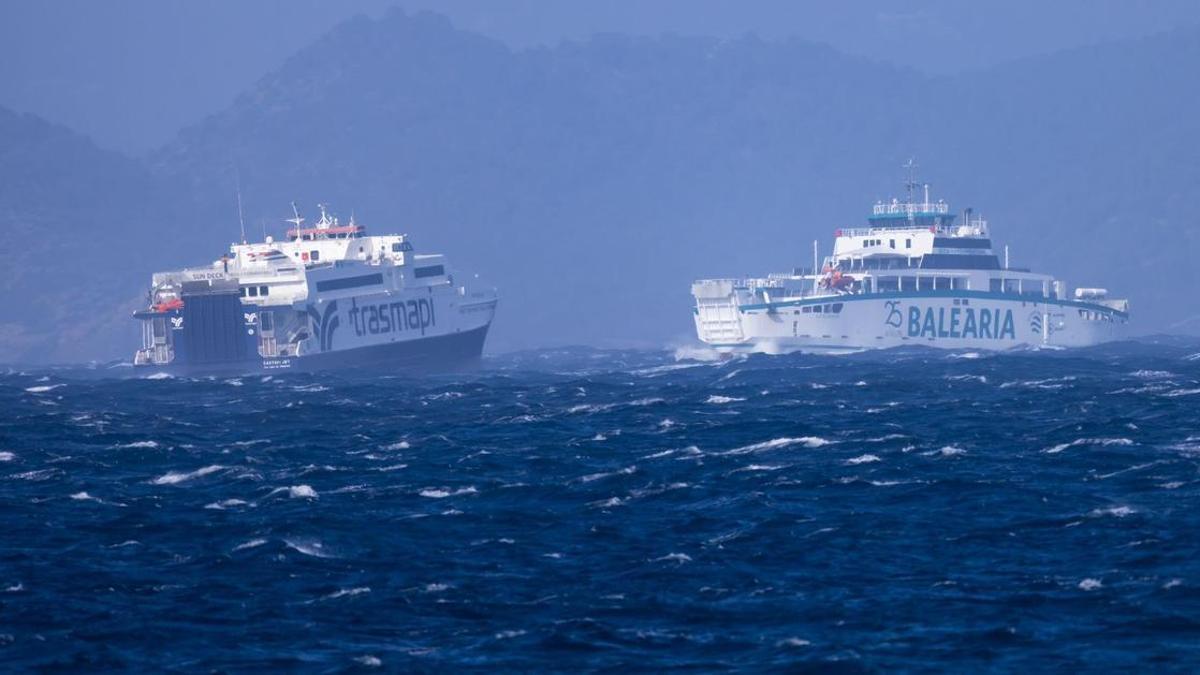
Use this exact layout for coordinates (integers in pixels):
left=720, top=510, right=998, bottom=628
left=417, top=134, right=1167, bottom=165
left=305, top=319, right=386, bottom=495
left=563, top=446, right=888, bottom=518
left=3, top=341, right=1200, bottom=671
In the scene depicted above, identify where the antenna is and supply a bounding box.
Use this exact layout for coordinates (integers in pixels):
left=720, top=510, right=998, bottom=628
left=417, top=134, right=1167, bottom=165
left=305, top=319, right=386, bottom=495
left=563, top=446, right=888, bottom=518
left=902, top=158, right=919, bottom=204
left=287, top=201, right=305, bottom=230
left=235, top=170, right=247, bottom=244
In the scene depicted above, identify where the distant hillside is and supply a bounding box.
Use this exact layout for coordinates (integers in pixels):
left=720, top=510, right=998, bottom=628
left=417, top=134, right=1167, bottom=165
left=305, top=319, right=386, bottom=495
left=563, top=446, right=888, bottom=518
left=152, top=10, right=1200, bottom=350
left=0, top=108, right=190, bottom=362
left=5, top=9, right=1198, bottom=362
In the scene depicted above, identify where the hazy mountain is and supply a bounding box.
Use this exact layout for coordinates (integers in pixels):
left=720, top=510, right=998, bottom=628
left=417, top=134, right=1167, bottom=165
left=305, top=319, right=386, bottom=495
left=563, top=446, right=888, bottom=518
left=0, top=107, right=204, bottom=363
left=154, top=9, right=1200, bottom=350
left=5, top=9, right=1198, bottom=362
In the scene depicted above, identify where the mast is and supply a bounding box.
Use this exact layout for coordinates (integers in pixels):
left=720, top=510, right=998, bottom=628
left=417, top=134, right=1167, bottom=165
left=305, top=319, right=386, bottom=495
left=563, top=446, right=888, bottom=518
left=236, top=175, right=247, bottom=245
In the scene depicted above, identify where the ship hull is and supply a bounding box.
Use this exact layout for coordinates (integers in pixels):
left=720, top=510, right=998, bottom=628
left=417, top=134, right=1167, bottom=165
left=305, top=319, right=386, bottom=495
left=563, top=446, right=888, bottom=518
left=695, top=291, right=1128, bottom=354
left=133, top=323, right=490, bottom=376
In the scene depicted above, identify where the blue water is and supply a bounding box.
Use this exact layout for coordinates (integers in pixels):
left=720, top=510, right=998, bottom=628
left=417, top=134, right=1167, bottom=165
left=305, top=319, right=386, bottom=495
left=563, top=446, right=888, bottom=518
left=4, top=342, right=1200, bottom=670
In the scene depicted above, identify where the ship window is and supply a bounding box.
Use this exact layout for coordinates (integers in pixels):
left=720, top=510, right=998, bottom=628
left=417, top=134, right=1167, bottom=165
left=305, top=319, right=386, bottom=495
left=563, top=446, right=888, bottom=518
left=259, top=285, right=269, bottom=296
left=801, top=306, right=811, bottom=313
left=812, top=305, right=823, bottom=313
left=951, top=278, right=967, bottom=290
left=239, top=287, right=247, bottom=297
left=247, top=286, right=258, bottom=297
left=901, top=276, right=916, bottom=292
left=877, top=277, right=899, bottom=292
left=830, top=303, right=844, bottom=313
left=1004, top=279, right=1019, bottom=294
left=392, top=242, right=414, bottom=253
left=260, top=311, right=273, bottom=330
left=934, top=277, right=951, bottom=290
left=311, top=250, right=320, bottom=261
left=906, top=239, right=912, bottom=249
left=990, top=279, right=1003, bottom=293
left=889, top=239, right=895, bottom=249
left=414, top=265, right=445, bottom=279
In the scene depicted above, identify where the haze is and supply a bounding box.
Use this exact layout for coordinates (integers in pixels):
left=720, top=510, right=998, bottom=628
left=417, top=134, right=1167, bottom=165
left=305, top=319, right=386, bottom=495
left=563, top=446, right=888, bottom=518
left=1, top=1, right=1198, bottom=362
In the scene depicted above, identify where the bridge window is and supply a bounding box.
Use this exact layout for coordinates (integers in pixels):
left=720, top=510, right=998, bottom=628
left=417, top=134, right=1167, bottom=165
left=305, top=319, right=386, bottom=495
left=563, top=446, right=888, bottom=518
left=905, top=239, right=912, bottom=249
left=901, top=276, right=916, bottom=292
left=414, top=265, right=445, bottom=279
left=259, top=286, right=269, bottom=296
left=247, top=286, right=258, bottom=297
left=990, top=279, right=1002, bottom=293
left=877, top=277, right=899, bottom=292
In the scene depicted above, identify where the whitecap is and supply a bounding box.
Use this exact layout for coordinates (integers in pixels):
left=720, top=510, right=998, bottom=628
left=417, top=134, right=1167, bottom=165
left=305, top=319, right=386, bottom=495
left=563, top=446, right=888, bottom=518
left=267, top=485, right=317, bottom=499
left=118, top=440, right=161, bottom=449
left=419, top=486, right=478, bottom=498
left=846, top=454, right=881, bottom=465
left=777, top=637, right=812, bottom=647
left=933, top=446, right=966, bottom=457
left=0, top=452, right=14, bottom=462
left=722, top=437, right=831, bottom=455
left=654, top=552, right=692, bottom=563
left=1090, top=505, right=1136, bottom=518
left=354, top=656, right=382, bottom=667
left=150, top=464, right=224, bottom=485
left=24, top=384, right=62, bottom=393
left=591, top=433, right=608, bottom=442
left=733, top=464, right=785, bottom=472
left=205, top=498, right=249, bottom=510
left=1131, top=370, right=1175, bottom=379
left=592, top=496, right=626, bottom=508
left=423, top=583, right=450, bottom=593
left=283, top=538, right=334, bottom=558
left=233, top=538, right=268, bottom=552
left=322, top=587, right=370, bottom=600
left=568, top=402, right=615, bottom=414
left=1078, top=578, right=1103, bottom=591
left=495, top=629, right=527, bottom=640
left=705, top=395, right=746, bottom=404
left=1164, top=578, right=1183, bottom=589
left=1044, top=438, right=1134, bottom=454
left=1164, top=388, right=1200, bottom=397
left=372, top=464, right=408, bottom=472
left=143, top=372, right=172, bottom=380
left=579, top=466, right=637, bottom=483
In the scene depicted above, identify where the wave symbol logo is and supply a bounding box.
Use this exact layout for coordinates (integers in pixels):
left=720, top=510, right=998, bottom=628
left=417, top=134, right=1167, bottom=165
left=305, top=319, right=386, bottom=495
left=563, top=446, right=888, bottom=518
left=306, top=301, right=340, bottom=352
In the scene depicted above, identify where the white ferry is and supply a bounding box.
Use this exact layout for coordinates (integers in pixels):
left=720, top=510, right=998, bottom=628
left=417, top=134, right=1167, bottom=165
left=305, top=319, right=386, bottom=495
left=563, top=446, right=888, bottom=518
left=133, top=204, right=497, bottom=374
left=692, top=166, right=1129, bottom=354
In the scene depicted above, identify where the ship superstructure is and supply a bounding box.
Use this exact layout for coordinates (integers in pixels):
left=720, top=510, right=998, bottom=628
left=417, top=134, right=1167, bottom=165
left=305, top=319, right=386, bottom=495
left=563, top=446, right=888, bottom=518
left=134, top=204, right=497, bottom=373
left=692, top=166, right=1129, bottom=353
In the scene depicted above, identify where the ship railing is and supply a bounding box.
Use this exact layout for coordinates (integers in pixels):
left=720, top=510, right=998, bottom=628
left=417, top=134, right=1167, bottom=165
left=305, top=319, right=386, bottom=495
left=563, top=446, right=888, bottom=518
left=838, top=224, right=987, bottom=238
left=872, top=201, right=950, bottom=216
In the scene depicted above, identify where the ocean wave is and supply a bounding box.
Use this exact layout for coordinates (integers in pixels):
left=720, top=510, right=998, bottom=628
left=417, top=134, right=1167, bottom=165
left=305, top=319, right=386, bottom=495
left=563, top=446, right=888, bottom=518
left=705, top=395, right=746, bottom=404
left=419, top=486, right=478, bottom=498
left=150, top=465, right=224, bottom=485
left=1044, top=438, right=1134, bottom=454
left=721, top=437, right=832, bottom=455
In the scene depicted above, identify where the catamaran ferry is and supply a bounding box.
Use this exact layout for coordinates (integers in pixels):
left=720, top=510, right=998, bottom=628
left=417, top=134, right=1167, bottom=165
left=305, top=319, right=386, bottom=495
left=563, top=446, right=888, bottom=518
left=133, top=204, right=497, bottom=374
left=692, top=167, right=1129, bottom=354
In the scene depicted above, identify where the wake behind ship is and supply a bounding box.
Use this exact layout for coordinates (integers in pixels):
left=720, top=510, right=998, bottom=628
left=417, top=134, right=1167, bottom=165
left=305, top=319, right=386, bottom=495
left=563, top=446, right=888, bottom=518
left=692, top=166, right=1129, bottom=353
left=133, top=205, right=497, bottom=374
